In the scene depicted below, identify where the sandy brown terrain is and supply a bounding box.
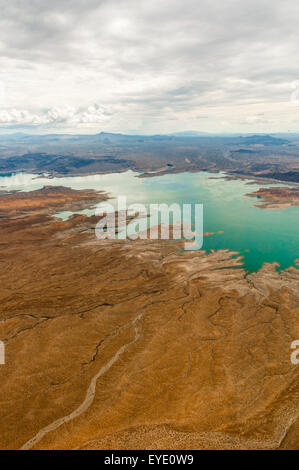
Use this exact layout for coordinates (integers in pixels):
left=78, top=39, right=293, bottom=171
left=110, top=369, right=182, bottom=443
left=0, top=186, right=298, bottom=450
left=0, top=185, right=107, bottom=216
left=247, top=187, right=299, bottom=209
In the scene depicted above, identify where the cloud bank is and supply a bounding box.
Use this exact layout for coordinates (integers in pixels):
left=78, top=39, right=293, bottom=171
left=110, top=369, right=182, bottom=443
left=0, top=0, right=298, bottom=133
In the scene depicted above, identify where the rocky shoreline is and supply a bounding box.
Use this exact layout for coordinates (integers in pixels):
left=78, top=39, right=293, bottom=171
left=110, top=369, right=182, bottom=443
left=246, top=187, right=299, bottom=209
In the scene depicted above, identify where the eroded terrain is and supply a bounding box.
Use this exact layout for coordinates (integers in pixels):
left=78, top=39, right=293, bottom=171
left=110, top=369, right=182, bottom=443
left=0, top=186, right=298, bottom=450
left=247, top=187, right=299, bottom=209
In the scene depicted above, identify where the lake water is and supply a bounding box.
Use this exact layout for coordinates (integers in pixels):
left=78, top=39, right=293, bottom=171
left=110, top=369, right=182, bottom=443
left=1, top=170, right=298, bottom=272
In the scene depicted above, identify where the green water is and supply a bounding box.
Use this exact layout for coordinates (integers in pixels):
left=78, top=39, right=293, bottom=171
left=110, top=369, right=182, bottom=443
left=1, top=170, right=298, bottom=272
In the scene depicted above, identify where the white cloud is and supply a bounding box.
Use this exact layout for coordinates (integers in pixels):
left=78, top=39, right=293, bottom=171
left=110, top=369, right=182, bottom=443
left=0, top=104, right=111, bottom=126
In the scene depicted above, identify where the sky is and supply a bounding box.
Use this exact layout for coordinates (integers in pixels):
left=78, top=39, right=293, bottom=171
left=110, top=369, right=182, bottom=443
left=0, top=0, right=299, bottom=134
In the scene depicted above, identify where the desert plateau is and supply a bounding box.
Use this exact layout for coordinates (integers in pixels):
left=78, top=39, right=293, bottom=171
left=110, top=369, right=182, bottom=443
left=0, top=184, right=298, bottom=450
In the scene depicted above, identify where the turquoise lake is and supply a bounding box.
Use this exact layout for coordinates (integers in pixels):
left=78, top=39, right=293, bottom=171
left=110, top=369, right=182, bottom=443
left=1, top=170, right=298, bottom=272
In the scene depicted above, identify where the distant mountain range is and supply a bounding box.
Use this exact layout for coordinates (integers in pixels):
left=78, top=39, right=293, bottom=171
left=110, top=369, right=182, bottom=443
left=0, top=131, right=298, bottom=182
left=239, top=134, right=289, bottom=146
left=0, top=130, right=296, bottom=141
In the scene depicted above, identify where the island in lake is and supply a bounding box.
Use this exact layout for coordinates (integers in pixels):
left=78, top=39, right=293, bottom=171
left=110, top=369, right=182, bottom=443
left=247, top=187, right=299, bottom=209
